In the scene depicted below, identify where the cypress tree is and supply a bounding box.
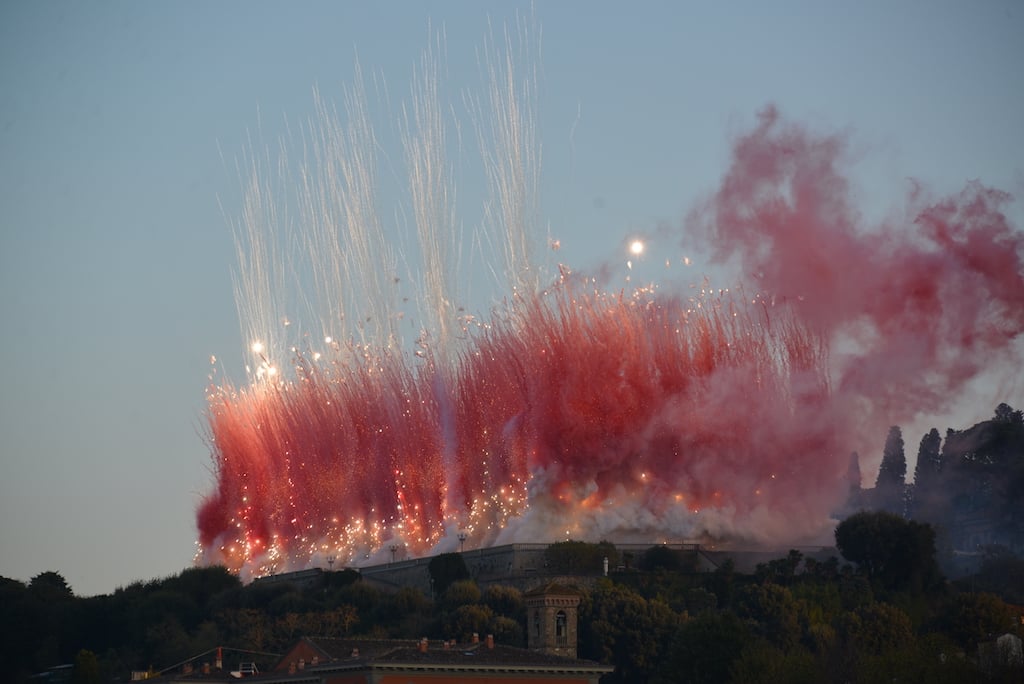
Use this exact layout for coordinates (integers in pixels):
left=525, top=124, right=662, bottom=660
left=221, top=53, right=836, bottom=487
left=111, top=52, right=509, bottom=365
left=910, top=428, right=941, bottom=520
left=912, top=428, right=941, bottom=487
left=874, top=426, right=906, bottom=516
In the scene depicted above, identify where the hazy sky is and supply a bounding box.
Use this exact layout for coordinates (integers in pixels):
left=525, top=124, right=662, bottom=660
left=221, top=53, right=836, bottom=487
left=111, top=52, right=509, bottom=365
left=2, top=1, right=1022, bottom=597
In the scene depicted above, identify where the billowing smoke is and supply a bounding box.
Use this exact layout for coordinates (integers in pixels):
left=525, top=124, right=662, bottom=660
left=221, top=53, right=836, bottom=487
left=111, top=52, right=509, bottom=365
left=195, top=52, right=1023, bottom=578
left=690, top=106, right=1024, bottom=447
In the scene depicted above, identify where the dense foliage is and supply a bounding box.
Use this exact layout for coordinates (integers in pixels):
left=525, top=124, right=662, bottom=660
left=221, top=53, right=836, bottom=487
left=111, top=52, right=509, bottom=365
left=4, top=406, right=1022, bottom=683
left=5, top=538, right=1021, bottom=683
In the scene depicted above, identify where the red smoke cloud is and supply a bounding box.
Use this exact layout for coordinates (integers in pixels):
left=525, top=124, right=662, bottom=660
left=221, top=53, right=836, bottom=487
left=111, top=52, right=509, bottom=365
left=689, top=106, right=1024, bottom=432
left=196, top=107, right=1024, bottom=578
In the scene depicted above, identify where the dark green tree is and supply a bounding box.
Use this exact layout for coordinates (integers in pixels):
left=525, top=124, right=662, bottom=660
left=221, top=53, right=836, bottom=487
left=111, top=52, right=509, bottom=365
left=707, top=557, right=737, bottom=608
left=837, top=571, right=873, bottom=611
left=481, top=584, right=524, bottom=619
left=735, top=583, right=802, bottom=650
left=911, top=428, right=942, bottom=520
left=161, top=566, right=240, bottom=609
left=913, top=428, right=942, bottom=488
left=639, top=545, right=683, bottom=572
left=874, top=425, right=906, bottom=515
left=0, top=577, right=37, bottom=681
left=835, top=511, right=942, bottom=595
left=389, top=586, right=430, bottom=615
left=964, top=547, right=1024, bottom=603
left=683, top=587, right=717, bottom=614
left=836, top=602, right=914, bottom=656
left=545, top=540, right=620, bottom=574
left=144, top=616, right=195, bottom=670
left=938, top=592, right=1015, bottom=652
left=938, top=406, right=1024, bottom=555
left=29, top=571, right=74, bottom=601
left=754, top=549, right=803, bottom=584
left=427, top=552, right=469, bottom=597
left=488, top=615, right=524, bottom=647
left=265, top=589, right=314, bottom=617
left=325, top=568, right=361, bottom=589
left=441, top=580, right=481, bottom=611
left=443, top=604, right=493, bottom=642
left=581, top=580, right=679, bottom=683
left=803, top=555, right=840, bottom=583
left=653, top=611, right=749, bottom=684
left=728, top=643, right=822, bottom=684
left=828, top=602, right=917, bottom=684
left=27, top=572, right=75, bottom=669
left=994, top=402, right=1024, bottom=424
left=71, top=649, right=101, bottom=684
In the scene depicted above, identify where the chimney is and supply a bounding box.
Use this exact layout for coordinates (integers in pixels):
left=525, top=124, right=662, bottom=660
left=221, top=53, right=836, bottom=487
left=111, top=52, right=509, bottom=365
left=443, top=640, right=451, bottom=650
left=311, top=656, right=318, bottom=666
left=350, top=648, right=359, bottom=658
left=202, top=663, right=210, bottom=675
left=486, top=634, right=494, bottom=649
left=298, top=658, right=305, bottom=670
left=418, top=637, right=428, bottom=653
left=472, top=632, right=479, bottom=644
left=216, top=647, right=223, bottom=670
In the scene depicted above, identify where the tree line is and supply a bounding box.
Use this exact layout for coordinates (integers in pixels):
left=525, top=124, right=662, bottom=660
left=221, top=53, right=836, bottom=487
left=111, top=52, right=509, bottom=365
left=3, top=527, right=1022, bottom=683
left=3, top=404, right=1021, bottom=682
left=856, top=402, right=1024, bottom=575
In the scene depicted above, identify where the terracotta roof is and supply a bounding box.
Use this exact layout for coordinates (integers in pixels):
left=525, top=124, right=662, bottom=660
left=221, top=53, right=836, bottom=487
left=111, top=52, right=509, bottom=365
left=299, top=636, right=608, bottom=671
left=294, top=637, right=406, bottom=661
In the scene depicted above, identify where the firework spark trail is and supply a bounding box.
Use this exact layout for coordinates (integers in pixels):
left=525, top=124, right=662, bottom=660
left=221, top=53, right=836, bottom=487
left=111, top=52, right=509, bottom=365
left=199, top=276, right=836, bottom=575
left=303, top=67, right=398, bottom=352
left=401, top=29, right=458, bottom=362
left=468, top=13, right=542, bottom=297
left=198, top=37, right=1024, bottom=578
left=226, top=133, right=293, bottom=381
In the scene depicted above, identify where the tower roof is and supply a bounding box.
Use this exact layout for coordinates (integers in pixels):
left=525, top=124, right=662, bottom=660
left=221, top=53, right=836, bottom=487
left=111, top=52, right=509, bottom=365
left=523, top=582, right=580, bottom=597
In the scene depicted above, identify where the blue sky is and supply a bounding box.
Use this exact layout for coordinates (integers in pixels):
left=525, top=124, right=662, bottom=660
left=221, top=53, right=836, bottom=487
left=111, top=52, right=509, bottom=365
left=1, top=1, right=1022, bottom=596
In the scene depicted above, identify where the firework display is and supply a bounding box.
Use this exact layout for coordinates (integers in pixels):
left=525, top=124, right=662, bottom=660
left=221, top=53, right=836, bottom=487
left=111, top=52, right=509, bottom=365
left=196, top=32, right=1024, bottom=579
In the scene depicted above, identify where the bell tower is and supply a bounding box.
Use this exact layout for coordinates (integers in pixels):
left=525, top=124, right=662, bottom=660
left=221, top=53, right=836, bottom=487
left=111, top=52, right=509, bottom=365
left=524, top=583, right=581, bottom=659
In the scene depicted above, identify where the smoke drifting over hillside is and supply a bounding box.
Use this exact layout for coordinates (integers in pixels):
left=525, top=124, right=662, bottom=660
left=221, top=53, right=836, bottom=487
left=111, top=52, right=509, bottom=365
left=196, top=53, right=1024, bottom=578
left=691, top=106, right=1024, bottom=446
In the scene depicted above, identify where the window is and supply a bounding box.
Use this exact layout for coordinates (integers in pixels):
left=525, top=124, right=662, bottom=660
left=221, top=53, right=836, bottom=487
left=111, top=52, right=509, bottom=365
left=555, top=610, right=568, bottom=647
